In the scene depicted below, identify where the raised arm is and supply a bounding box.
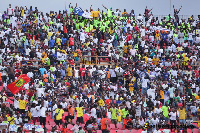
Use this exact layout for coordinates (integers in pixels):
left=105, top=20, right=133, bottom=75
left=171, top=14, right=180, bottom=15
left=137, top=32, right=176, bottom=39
left=75, top=3, right=77, bottom=8
left=90, top=5, right=92, bottom=12
left=178, top=6, right=182, bottom=12
left=149, top=8, right=153, bottom=12
left=102, top=4, right=108, bottom=10
left=69, top=3, right=71, bottom=8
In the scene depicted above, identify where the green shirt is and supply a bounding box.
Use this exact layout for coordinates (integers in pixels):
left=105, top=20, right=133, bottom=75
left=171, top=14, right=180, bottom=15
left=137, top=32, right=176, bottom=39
left=173, top=96, right=180, bottom=102
left=107, top=9, right=112, bottom=17
left=109, top=108, right=117, bottom=119
left=46, top=58, right=50, bottom=66
left=122, top=108, right=129, bottom=118
left=162, top=106, right=170, bottom=118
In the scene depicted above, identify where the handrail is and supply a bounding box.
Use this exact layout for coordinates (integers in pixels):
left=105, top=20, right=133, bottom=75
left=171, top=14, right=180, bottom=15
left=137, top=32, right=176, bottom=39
left=17, top=57, right=200, bottom=70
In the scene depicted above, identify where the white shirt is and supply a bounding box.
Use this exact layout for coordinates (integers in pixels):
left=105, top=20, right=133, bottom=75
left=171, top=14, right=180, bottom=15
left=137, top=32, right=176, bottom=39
left=90, top=108, right=97, bottom=118
left=30, top=107, right=37, bottom=117
left=142, top=78, right=149, bottom=88
left=107, top=109, right=111, bottom=119
left=110, top=69, right=116, bottom=77
left=169, top=112, right=177, bottom=120
left=60, top=102, right=68, bottom=109
left=13, top=98, right=19, bottom=109
left=35, top=106, right=41, bottom=117
left=27, top=72, right=34, bottom=78
left=15, top=117, right=22, bottom=125
left=7, top=7, right=13, bottom=15
left=98, top=70, right=106, bottom=79
left=139, top=119, right=145, bottom=126
left=147, top=88, right=155, bottom=100
left=130, top=49, right=136, bottom=56
left=151, top=118, right=159, bottom=125
left=39, top=106, right=47, bottom=117
left=52, top=104, right=57, bottom=116
left=140, top=29, right=145, bottom=36
left=36, top=87, right=45, bottom=97
left=25, top=48, right=31, bottom=55
left=154, top=108, right=162, bottom=115
left=44, top=100, right=49, bottom=108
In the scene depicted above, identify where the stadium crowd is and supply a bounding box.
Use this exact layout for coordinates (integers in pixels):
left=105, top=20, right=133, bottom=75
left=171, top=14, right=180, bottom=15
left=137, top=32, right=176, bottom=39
left=0, top=3, right=200, bottom=133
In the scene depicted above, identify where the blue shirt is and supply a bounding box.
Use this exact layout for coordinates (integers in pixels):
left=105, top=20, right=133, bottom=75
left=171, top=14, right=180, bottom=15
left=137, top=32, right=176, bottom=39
left=39, top=68, right=46, bottom=76
left=49, top=39, right=55, bottom=48
left=162, top=34, right=167, bottom=41
left=163, top=72, right=170, bottom=80
left=61, top=37, right=67, bottom=45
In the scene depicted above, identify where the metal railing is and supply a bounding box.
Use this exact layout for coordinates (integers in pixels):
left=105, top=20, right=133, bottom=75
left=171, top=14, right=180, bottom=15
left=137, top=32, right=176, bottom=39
left=18, top=56, right=200, bottom=69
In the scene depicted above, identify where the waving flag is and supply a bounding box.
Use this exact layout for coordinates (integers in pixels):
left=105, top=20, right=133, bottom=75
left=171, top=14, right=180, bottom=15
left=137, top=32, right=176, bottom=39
left=7, top=74, right=30, bottom=94
left=74, top=7, right=84, bottom=16
left=74, top=7, right=92, bottom=18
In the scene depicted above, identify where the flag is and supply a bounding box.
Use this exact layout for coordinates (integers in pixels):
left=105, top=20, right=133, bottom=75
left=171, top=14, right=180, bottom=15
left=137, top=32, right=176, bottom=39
left=74, top=7, right=84, bottom=16
left=74, top=7, right=92, bottom=18
left=7, top=74, right=30, bottom=94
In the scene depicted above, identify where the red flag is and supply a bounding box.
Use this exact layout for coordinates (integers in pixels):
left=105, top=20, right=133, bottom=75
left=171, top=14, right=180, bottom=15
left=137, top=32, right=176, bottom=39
left=7, top=74, right=30, bottom=95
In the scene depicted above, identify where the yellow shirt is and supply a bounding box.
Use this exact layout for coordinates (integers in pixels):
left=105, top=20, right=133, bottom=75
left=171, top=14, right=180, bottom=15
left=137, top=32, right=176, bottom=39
left=42, top=52, right=47, bottom=59
left=41, top=57, right=46, bottom=64
left=21, top=10, right=25, bottom=17
left=18, top=100, right=28, bottom=109
left=76, top=107, right=84, bottom=117
left=67, top=67, right=73, bottom=77
left=55, top=108, right=64, bottom=120
left=129, top=83, right=134, bottom=91
left=123, top=46, right=128, bottom=53
left=178, top=108, right=186, bottom=120
left=152, top=58, right=160, bottom=65
left=98, top=99, right=105, bottom=107
left=117, top=109, right=122, bottom=122
left=90, top=11, right=100, bottom=18
left=143, top=56, right=148, bottom=62
left=56, top=38, right=62, bottom=45
left=7, top=116, right=15, bottom=125
left=48, top=32, right=53, bottom=39
left=183, top=57, right=189, bottom=65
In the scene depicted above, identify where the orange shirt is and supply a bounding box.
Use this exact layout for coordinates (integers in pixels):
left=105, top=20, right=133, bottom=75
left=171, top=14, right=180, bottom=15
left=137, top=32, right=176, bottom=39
left=107, top=71, right=110, bottom=79
left=100, top=118, right=107, bottom=130
left=68, top=106, right=75, bottom=116
left=43, top=74, right=48, bottom=82
left=195, top=95, right=200, bottom=100
left=123, top=118, right=132, bottom=128
left=160, top=90, right=164, bottom=99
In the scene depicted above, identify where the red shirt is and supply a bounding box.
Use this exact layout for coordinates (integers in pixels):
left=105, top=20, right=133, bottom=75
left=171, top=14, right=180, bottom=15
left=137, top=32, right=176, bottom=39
left=105, top=99, right=112, bottom=106
left=68, top=59, right=74, bottom=65
left=66, top=82, right=70, bottom=87
left=80, top=68, right=86, bottom=76
left=194, top=70, right=199, bottom=78
left=28, top=92, right=34, bottom=98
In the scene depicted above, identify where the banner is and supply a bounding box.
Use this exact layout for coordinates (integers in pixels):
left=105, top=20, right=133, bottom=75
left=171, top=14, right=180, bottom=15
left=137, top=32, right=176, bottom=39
left=7, top=74, right=30, bottom=94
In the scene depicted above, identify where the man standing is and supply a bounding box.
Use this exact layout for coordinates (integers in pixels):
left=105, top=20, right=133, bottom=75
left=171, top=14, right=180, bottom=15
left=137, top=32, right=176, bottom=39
left=55, top=105, right=64, bottom=125
left=100, top=114, right=108, bottom=133
left=38, top=102, right=47, bottom=127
